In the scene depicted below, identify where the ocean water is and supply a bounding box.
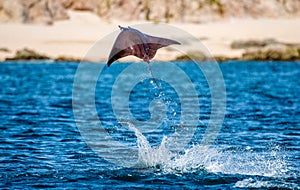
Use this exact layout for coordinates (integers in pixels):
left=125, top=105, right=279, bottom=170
left=0, top=61, right=299, bottom=189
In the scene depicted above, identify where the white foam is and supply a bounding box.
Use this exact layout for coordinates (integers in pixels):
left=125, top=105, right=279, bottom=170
left=234, top=178, right=300, bottom=189
left=127, top=122, right=290, bottom=177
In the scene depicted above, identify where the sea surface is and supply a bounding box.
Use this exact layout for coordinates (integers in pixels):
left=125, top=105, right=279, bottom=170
left=0, top=61, right=299, bottom=189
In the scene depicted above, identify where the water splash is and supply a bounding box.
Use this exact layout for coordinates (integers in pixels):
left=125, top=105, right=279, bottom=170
left=127, top=122, right=174, bottom=168
left=125, top=122, right=290, bottom=178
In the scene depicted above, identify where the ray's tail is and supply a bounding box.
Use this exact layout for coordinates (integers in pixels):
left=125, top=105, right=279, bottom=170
left=148, top=63, right=163, bottom=93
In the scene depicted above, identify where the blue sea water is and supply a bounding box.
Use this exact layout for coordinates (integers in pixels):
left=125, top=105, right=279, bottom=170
left=0, top=61, right=299, bottom=189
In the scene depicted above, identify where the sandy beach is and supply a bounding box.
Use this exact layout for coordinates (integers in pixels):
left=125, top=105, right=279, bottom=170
left=1, top=11, right=300, bottom=62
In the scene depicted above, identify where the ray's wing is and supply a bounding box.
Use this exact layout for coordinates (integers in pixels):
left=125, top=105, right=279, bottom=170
left=107, top=29, right=145, bottom=67
left=147, top=35, right=180, bottom=49
left=144, top=35, right=181, bottom=60
left=107, top=48, right=132, bottom=67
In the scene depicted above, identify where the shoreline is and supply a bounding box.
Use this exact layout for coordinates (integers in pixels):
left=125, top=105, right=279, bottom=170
left=1, top=11, right=300, bottom=62
left=1, top=58, right=299, bottom=64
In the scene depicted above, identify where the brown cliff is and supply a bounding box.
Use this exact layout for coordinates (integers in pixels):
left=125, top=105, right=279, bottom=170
left=1, top=0, right=300, bottom=24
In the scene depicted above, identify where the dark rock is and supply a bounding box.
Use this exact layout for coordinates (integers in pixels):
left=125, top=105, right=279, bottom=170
left=231, top=38, right=300, bottom=61
left=231, top=39, right=278, bottom=49
left=54, top=55, right=81, bottom=62
left=6, top=48, right=50, bottom=60
left=214, top=56, right=234, bottom=63
left=241, top=44, right=300, bottom=61
left=0, top=47, right=10, bottom=53
left=175, top=51, right=208, bottom=61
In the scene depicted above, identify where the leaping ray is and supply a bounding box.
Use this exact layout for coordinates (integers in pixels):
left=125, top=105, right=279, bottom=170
left=107, top=26, right=180, bottom=66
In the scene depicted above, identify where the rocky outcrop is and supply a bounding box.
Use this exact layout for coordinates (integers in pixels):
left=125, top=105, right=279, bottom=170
left=0, top=0, right=68, bottom=24
left=0, top=47, right=10, bottom=53
left=6, top=48, right=50, bottom=60
left=231, top=39, right=279, bottom=49
left=231, top=39, right=300, bottom=61
left=4, top=48, right=82, bottom=62
left=54, top=55, right=81, bottom=62
left=175, top=51, right=208, bottom=61
left=1, top=0, right=300, bottom=24
left=241, top=45, right=300, bottom=61
left=219, top=0, right=300, bottom=20
left=92, top=0, right=300, bottom=23
left=175, top=39, right=300, bottom=62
